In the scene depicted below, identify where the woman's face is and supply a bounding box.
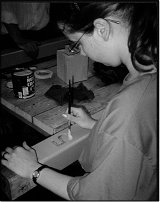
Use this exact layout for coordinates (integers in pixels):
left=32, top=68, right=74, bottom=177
left=65, top=28, right=123, bottom=67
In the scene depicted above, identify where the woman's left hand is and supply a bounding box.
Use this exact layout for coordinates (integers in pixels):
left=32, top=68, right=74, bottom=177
left=1, top=141, right=41, bottom=179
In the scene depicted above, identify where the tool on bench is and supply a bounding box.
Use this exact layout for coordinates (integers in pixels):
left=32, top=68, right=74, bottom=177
left=68, top=77, right=74, bottom=140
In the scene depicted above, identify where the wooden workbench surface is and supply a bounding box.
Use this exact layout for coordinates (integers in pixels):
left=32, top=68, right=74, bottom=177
left=1, top=65, right=121, bottom=136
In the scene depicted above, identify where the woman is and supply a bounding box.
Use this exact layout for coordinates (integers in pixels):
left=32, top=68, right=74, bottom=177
left=1, top=2, right=157, bottom=200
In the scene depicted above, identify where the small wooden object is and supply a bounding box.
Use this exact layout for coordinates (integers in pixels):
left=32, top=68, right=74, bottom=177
left=0, top=165, right=35, bottom=200
left=57, top=49, right=88, bottom=84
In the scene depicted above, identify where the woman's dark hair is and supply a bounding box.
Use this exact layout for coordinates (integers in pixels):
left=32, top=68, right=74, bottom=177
left=127, top=3, right=158, bottom=71
left=57, top=2, right=158, bottom=71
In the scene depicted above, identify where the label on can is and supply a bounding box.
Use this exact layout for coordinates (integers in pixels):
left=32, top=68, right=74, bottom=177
left=12, top=69, right=35, bottom=99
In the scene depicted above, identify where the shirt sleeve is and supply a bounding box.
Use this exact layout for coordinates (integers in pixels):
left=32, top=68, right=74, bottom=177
left=67, top=137, right=145, bottom=200
left=1, top=2, right=50, bottom=30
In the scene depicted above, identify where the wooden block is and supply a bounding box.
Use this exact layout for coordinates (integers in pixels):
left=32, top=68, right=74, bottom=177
left=0, top=165, right=35, bottom=200
left=57, top=49, right=88, bottom=84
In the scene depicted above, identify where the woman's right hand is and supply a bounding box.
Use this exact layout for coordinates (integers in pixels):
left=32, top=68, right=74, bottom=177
left=62, top=107, right=96, bottom=129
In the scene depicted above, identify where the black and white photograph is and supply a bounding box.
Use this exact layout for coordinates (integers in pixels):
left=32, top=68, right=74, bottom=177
left=0, top=1, right=158, bottom=201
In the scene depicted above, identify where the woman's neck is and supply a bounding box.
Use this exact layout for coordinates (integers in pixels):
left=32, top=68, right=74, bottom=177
left=123, top=56, right=156, bottom=83
left=122, top=53, right=140, bottom=81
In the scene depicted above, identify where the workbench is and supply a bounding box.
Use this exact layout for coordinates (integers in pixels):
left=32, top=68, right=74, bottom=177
left=0, top=61, right=121, bottom=200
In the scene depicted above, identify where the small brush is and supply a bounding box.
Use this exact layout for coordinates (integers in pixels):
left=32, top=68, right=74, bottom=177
left=68, top=79, right=73, bottom=140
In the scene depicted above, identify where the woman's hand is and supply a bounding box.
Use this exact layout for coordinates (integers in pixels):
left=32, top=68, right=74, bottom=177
left=63, top=106, right=97, bottom=129
left=1, top=142, right=41, bottom=179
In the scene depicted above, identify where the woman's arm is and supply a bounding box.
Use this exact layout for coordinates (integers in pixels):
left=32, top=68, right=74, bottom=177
left=1, top=142, right=73, bottom=200
left=3, top=23, right=39, bottom=59
left=35, top=166, right=72, bottom=200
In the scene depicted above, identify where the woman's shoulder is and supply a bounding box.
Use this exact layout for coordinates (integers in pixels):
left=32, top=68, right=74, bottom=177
left=109, top=73, right=157, bottom=113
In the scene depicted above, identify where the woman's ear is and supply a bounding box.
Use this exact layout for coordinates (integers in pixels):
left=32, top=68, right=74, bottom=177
left=93, top=18, right=110, bottom=41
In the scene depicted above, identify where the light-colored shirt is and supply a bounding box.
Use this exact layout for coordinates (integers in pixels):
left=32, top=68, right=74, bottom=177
left=67, top=72, right=157, bottom=200
left=1, top=2, right=50, bottom=33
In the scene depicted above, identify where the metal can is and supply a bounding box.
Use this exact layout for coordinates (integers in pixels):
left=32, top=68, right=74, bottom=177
left=12, top=69, right=35, bottom=99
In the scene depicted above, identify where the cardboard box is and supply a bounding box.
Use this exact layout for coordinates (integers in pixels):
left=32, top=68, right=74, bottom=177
left=57, top=49, right=88, bottom=84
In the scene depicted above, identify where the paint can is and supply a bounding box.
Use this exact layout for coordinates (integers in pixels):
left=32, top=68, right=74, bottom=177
left=12, top=69, right=35, bottom=99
